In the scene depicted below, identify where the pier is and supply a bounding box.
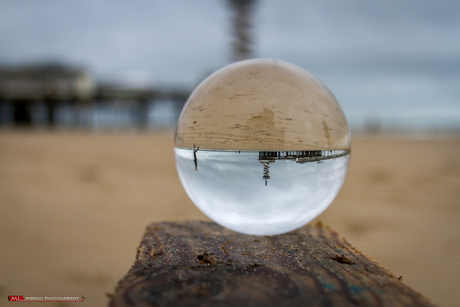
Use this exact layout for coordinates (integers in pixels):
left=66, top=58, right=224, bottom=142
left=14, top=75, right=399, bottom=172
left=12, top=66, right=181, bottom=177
left=0, top=63, right=191, bottom=128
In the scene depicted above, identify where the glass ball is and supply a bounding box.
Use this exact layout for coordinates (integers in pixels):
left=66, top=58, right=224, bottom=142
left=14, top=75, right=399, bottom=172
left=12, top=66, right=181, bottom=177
left=175, top=59, right=350, bottom=235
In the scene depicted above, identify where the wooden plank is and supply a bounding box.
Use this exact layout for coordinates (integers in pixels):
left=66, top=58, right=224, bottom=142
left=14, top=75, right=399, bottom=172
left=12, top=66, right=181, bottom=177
left=108, top=221, right=436, bottom=307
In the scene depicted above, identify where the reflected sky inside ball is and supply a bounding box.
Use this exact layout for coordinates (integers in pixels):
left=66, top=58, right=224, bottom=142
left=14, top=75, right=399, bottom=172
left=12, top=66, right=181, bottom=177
left=175, top=148, right=349, bottom=235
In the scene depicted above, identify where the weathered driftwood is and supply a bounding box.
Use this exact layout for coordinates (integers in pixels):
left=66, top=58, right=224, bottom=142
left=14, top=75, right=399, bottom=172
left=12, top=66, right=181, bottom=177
left=109, top=221, right=435, bottom=307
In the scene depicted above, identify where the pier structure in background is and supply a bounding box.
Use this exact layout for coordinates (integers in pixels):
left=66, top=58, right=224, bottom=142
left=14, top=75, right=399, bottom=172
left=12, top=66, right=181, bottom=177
left=0, top=63, right=94, bottom=127
left=227, top=0, right=258, bottom=62
left=0, top=63, right=190, bottom=128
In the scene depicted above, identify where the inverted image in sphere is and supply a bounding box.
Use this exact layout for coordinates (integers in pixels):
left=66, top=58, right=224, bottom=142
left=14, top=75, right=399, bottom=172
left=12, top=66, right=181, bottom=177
left=175, top=59, right=350, bottom=235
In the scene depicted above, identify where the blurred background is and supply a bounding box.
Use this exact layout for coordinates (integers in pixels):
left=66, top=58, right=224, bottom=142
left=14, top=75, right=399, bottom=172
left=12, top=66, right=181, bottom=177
left=0, top=1, right=459, bottom=306
left=1, top=0, right=459, bottom=132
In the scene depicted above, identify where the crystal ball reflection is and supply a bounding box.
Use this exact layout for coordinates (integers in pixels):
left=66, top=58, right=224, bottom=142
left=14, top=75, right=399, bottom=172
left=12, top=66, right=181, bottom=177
left=175, top=59, right=351, bottom=235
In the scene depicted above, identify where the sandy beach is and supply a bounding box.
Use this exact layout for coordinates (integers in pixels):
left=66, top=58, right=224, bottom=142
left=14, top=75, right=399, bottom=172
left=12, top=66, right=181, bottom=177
left=0, top=130, right=459, bottom=306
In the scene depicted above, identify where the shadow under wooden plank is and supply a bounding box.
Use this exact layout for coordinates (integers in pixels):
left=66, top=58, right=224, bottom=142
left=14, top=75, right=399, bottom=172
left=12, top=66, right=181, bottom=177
left=108, top=220, right=435, bottom=307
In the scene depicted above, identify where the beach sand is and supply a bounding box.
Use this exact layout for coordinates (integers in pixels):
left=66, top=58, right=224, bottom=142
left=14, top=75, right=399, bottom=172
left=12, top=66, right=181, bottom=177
left=0, top=130, right=459, bottom=306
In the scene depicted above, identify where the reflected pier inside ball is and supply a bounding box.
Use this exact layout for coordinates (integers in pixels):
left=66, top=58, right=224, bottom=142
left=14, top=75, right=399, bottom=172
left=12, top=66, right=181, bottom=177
left=174, top=59, right=351, bottom=235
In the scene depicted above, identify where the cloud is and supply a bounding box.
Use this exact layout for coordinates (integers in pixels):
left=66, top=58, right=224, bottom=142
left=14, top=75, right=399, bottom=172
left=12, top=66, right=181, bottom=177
left=0, top=0, right=459, bottom=129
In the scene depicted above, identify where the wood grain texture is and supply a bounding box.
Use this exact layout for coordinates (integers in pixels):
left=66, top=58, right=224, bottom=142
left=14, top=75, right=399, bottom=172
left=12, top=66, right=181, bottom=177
left=109, top=221, right=435, bottom=307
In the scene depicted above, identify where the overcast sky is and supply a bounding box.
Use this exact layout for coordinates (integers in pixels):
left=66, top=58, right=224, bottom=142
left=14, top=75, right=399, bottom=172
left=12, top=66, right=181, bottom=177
left=1, top=0, right=459, bottom=129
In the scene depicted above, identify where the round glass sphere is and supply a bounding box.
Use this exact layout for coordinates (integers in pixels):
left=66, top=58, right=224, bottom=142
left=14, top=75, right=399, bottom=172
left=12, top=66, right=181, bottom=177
left=175, top=59, right=350, bottom=235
